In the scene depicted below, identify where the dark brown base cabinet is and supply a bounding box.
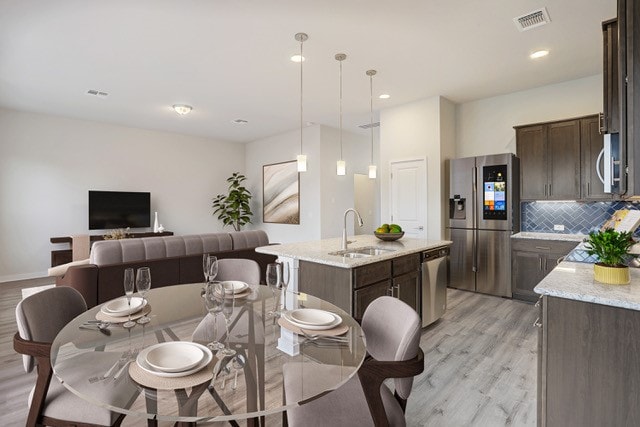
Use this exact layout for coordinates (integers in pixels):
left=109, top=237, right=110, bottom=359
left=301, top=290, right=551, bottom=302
left=511, top=239, right=578, bottom=302
left=298, top=253, right=421, bottom=322
left=537, top=296, right=640, bottom=426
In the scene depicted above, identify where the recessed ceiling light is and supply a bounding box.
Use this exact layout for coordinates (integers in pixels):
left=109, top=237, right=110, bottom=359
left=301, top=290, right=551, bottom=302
left=379, top=94, right=390, bottom=99
left=172, top=104, right=192, bottom=115
left=291, top=55, right=305, bottom=62
left=233, top=119, right=248, bottom=124
left=530, top=50, right=549, bottom=59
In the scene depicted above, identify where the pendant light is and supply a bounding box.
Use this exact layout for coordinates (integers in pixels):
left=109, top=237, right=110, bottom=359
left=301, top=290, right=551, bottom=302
left=366, top=69, right=377, bottom=179
left=295, top=33, right=309, bottom=172
left=335, top=53, right=347, bottom=176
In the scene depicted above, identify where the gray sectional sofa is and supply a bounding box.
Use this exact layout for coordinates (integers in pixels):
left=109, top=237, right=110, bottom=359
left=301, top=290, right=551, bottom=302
left=56, top=230, right=276, bottom=307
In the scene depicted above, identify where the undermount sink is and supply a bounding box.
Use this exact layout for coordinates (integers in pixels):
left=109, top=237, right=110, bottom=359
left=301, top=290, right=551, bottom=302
left=352, top=247, right=396, bottom=256
left=329, top=246, right=396, bottom=258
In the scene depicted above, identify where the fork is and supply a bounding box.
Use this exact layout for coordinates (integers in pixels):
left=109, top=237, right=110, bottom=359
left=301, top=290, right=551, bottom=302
left=88, top=351, right=129, bottom=383
left=113, top=349, right=139, bottom=381
left=299, top=329, right=349, bottom=343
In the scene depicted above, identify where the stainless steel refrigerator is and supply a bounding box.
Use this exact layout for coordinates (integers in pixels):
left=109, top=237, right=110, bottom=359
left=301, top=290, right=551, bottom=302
left=447, top=153, right=520, bottom=297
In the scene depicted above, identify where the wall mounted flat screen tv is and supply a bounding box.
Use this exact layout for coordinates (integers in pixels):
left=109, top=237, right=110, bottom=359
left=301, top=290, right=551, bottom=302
left=88, top=190, right=151, bottom=230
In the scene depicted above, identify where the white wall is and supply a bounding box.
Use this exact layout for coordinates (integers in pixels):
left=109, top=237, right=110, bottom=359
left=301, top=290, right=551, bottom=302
left=0, top=108, right=244, bottom=281
left=380, top=96, right=455, bottom=240
left=319, top=125, right=372, bottom=238
left=456, top=74, right=603, bottom=157
left=244, top=124, right=374, bottom=243
left=244, top=125, right=322, bottom=243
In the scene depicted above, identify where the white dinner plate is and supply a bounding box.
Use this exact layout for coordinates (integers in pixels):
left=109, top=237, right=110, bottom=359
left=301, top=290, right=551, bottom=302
left=145, top=342, right=204, bottom=373
left=220, top=281, right=249, bottom=294
left=283, top=311, right=342, bottom=330
left=136, top=342, right=212, bottom=378
left=288, top=308, right=336, bottom=326
left=101, top=297, right=146, bottom=316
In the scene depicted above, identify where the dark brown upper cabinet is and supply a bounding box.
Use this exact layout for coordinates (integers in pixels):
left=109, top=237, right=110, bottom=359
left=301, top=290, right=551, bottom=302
left=602, top=18, right=620, bottom=134
left=516, top=115, right=606, bottom=201
left=516, top=119, right=580, bottom=200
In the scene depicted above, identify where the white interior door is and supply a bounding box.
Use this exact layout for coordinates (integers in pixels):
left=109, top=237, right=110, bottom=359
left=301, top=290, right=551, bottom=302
left=390, top=159, right=427, bottom=238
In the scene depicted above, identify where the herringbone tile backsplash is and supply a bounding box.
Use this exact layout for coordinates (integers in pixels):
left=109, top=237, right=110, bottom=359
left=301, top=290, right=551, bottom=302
left=521, top=201, right=640, bottom=236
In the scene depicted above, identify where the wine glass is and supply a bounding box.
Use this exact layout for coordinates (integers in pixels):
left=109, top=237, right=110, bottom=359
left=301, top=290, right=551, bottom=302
left=204, top=282, right=224, bottom=351
left=135, top=267, right=151, bottom=324
left=266, top=263, right=281, bottom=317
left=219, top=283, right=236, bottom=357
left=208, top=256, right=218, bottom=283
left=278, top=261, right=291, bottom=314
left=123, top=268, right=136, bottom=329
left=203, top=254, right=212, bottom=285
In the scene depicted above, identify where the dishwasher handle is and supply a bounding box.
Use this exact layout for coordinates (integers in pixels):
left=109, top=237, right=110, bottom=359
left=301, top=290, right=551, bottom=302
left=422, top=247, right=450, bottom=262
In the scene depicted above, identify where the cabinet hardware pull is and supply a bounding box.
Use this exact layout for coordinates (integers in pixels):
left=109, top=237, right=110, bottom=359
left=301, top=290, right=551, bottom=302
left=533, top=318, right=543, bottom=328
left=539, top=257, right=542, bottom=270
left=535, top=298, right=542, bottom=308
left=599, top=112, right=605, bottom=134
left=549, top=184, right=552, bottom=196
left=535, top=246, right=550, bottom=250
left=544, top=184, right=547, bottom=197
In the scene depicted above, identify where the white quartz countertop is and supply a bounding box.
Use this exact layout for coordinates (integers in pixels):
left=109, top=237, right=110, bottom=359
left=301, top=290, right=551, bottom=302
left=256, top=235, right=452, bottom=268
left=534, top=261, right=640, bottom=311
left=511, top=232, right=587, bottom=242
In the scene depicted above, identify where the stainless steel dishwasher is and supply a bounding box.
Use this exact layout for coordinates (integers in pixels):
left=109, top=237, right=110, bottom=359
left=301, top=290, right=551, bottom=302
left=421, top=246, right=449, bottom=327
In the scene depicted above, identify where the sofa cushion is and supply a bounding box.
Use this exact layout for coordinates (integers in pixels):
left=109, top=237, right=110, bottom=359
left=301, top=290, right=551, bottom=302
left=90, top=233, right=234, bottom=266
left=230, top=230, right=269, bottom=249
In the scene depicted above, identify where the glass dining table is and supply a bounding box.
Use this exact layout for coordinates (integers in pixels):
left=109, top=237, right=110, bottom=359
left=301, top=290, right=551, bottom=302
left=50, top=283, right=366, bottom=426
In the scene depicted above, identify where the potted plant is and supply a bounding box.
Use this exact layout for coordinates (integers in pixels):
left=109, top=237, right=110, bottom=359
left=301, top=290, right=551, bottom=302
left=212, top=172, right=253, bottom=231
left=584, top=228, right=634, bottom=285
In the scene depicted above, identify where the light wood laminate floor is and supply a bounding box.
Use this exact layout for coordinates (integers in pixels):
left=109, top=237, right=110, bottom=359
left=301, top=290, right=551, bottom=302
left=0, top=280, right=537, bottom=426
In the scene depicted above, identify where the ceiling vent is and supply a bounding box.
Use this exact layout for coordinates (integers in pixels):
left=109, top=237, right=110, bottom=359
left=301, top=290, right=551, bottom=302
left=359, top=121, right=380, bottom=130
left=513, top=7, right=551, bottom=31
left=86, top=89, right=108, bottom=98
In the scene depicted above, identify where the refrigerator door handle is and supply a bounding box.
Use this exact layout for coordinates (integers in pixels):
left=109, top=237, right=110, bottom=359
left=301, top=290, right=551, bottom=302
left=472, top=229, right=478, bottom=273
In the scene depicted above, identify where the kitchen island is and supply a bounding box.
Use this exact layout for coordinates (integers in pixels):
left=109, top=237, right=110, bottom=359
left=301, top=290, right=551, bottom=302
left=534, top=261, right=640, bottom=426
left=256, top=235, right=451, bottom=320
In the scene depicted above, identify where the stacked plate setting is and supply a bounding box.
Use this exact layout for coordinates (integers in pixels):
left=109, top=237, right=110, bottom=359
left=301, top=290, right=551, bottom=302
left=215, top=280, right=250, bottom=296
left=136, top=342, right=213, bottom=378
left=100, top=297, right=147, bottom=317
left=283, top=308, right=342, bottom=330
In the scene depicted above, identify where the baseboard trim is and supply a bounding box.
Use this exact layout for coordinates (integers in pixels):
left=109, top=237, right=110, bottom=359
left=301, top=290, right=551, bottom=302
left=0, top=271, right=49, bottom=283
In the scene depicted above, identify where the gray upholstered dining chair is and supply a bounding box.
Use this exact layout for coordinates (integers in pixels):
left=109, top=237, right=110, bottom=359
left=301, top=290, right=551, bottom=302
left=14, top=286, right=135, bottom=427
left=214, top=258, right=261, bottom=284
left=283, top=296, right=424, bottom=427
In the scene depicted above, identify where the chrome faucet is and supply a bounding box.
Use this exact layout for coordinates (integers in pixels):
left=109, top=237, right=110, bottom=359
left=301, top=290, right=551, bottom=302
left=342, top=208, right=364, bottom=250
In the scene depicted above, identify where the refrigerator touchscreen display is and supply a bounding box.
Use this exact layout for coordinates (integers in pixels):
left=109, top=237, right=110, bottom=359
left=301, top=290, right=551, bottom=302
left=483, top=165, right=507, bottom=220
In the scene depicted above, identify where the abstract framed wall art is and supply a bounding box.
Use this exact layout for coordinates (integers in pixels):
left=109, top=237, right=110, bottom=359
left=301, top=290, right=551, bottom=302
left=263, top=160, right=300, bottom=224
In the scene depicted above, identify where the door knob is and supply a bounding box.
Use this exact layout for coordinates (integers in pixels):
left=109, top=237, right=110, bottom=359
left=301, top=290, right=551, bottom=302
left=415, top=226, right=424, bottom=230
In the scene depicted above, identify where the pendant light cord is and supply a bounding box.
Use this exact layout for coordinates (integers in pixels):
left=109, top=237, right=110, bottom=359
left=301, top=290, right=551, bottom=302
left=369, top=73, right=374, bottom=164
left=339, top=59, right=343, bottom=160
left=300, top=38, right=304, bottom=155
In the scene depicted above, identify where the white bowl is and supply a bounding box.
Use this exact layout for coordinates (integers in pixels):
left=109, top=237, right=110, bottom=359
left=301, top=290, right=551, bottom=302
left=145, top=342, right=204, bottom=373
left=101, top=297, right=145, bottom=316
left=288, top=308, right=336, bottom=326
left=220, top=280, right=249, bottom=294
left=136, top=343, right=212, bottom=378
